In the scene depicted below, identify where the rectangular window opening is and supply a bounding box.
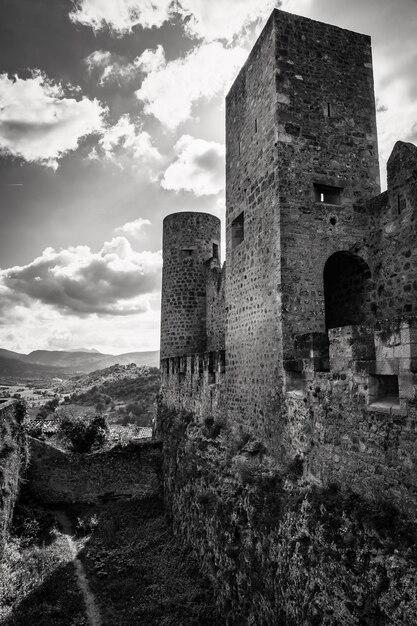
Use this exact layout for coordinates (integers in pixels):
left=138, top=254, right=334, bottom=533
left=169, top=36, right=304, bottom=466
left=181, top=248, right=194, bottom=260
left=231, top=212, right=245, bottom=250
left=285, top=369, right=304, bottom=396
left=369, top=374, right=399, bottom=408
left=238, top=139, right=241, bottom=156
left=314, top=183, right=342, bottom=205
left=254, top=118, right=258, bottom=133
left=212, top=242, right=219, bottom=260
left=397, top=194, right=406, bottom=215
left=327, top=102, right=332, bottom=118
left=220, top=350, right=226, bottom=374
left=208, top=352, right=216, bottom=385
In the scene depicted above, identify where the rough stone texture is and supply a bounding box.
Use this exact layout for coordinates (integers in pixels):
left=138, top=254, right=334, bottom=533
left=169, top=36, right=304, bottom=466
left=159, top=405, right=417, bottom=625
left=206, top=261, right=226, bottom=352
left=160, top=351, right=225, bottom=423
left=0, top=400, right=27, bottom=557
left=366, top=142, right=417, bottom=321
left=225, top=11, right=283, bottom=450
left=157, top=8, right=417, bottom=624
left=159, top=9, right=417, bottom=481
left=27, top=437, right=162, bottom=504
left=160, top=212, right=221, bottom=359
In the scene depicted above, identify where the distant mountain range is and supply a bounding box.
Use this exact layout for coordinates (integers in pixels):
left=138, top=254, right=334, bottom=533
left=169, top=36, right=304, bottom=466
left=0, top=348, right=160, bottom=381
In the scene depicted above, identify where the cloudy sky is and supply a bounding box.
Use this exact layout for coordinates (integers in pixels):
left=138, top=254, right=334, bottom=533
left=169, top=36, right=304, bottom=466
left=0, top=0, right=416, bottom=355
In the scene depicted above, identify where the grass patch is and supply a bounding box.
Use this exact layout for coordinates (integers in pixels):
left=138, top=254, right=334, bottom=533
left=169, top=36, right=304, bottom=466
left=78, top=498, right=218, bottom=625
left=0, top=529, right=86, bottom=625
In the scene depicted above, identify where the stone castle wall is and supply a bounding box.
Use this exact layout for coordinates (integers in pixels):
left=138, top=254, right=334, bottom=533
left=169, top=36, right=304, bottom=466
left=27, top=437, right=162, bottom=504
left=206, top=262, right=225, bottom=352
left=225, top=12, right=283, bottom=450
left=157, top=8, right=417, bottom=623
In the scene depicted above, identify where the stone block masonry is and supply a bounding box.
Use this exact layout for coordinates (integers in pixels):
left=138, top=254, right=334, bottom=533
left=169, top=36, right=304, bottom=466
left=158, top=9, right=417, bottom=620
left=159, top=8, right=417, bottom=512
left=160, top=212, right=221, bottom=359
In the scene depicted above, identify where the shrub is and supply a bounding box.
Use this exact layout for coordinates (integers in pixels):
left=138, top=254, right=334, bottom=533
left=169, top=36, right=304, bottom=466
left=57, top=411, right=109, bottom=453
left=76, top=513, right=99, bottom=536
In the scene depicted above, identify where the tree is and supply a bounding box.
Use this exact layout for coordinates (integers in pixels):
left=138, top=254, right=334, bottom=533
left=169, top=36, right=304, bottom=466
left=57, top=409, right=109, bottom=453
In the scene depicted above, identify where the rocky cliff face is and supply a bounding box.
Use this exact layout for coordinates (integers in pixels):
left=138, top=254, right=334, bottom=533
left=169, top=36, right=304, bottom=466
left=0, top=400, right=27, bottom=557
left=158, top=403, right=417, bottom=625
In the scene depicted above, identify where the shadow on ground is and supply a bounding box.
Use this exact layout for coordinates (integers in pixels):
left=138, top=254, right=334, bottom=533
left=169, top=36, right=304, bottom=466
left=3, top=497, right=219, bottom=626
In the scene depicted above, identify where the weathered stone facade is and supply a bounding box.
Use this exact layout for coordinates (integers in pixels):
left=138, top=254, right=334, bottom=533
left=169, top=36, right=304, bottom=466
left=159, top=8, right=417, bottom=514
left=156, top=9, right=417, bottom=623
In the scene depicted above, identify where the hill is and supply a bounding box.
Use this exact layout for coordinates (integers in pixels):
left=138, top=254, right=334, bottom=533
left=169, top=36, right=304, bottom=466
left=58, top=364, right=161, bottom=427
left=0, top=355, right=70, bottom=382
left=25, top=349, right=160, bottom=371
left=0, top=348, right=160, bottom=377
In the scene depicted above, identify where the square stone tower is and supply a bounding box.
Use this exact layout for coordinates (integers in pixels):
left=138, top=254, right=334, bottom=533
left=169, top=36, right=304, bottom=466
left=225, top=9, right=380, bottom=449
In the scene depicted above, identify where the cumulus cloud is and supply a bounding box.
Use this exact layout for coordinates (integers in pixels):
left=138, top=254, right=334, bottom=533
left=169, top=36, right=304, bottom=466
left=99, top=115, right=161, bottom=160
left=91, top=114, right=163, bottom=178
left=162, top=135, right=224, bottom=196
left=0, top=237, right=162, bottom=316
left=136, top=42, right=247, bottom=129
left=115, top=217, right=151, bottom=238
left=70, top=0, right=172, bottom=34
left=71, top=0, right=310, bottom=41
left=86, top=45, right=165, bottom=86
left=0, top=71, right=106, bottom=169
left=177, top=0, right=276, bottom=42
left=0, top=303, right=161, bottom=355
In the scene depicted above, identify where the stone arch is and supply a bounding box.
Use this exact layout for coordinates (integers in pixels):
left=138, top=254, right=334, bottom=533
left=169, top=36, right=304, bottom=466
left=324, top=251, right=372, bottom=330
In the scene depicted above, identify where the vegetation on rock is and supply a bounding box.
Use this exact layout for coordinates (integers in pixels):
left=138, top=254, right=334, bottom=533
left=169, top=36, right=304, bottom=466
left=57, top=411, right=109, bottom=453
left=159, top=403, right=417, bottom=625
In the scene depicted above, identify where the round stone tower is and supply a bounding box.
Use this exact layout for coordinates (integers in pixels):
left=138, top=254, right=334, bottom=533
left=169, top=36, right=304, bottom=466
left=161, top=212, right=221, bottom=359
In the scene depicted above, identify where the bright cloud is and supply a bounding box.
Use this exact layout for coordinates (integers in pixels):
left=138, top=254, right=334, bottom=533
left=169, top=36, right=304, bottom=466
left=94, top=114, right=163, bottom=178
left=85, top=47, right=166, bottom=85
left=178, top=0, right=276, bottom=42
left=0, top=237, right=162, bottom=316
left=69, top=0, right=172, bottom=34
left=70, top=0, right=311, bottom=41
left=0, top=303, right=161, bottom=355
left=115, top=217, right=151, bottom=238
left=136, top=42, right=247, bottom=129
left=0, top=72, right=106, bottom=169
left=99, top=115, right=161, bottom=160
left=162, top=135, right=225, bottom=196
left=376, top=77, right=417, bottom=189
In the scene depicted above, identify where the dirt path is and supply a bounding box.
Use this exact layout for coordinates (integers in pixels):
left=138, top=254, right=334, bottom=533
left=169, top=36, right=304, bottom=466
left=55, top=511, right=102, bottom=626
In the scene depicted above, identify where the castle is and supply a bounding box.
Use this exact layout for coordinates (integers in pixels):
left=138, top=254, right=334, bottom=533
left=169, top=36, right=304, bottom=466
left=159, top=10, right=417, bottom=514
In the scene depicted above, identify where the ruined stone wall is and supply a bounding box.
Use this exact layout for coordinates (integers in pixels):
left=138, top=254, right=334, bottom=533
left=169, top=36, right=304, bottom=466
left=366, top=142, right=417, bottom=321
left=159, top=403, right=417, bottom=625
left=280, top=317, right=417, bottom=514
left=27, top=438, right=162, bottom=504
left=0, top=401, right=27, bottom=557
left=225, top=12, right=284, bottom=451
left=160, top=212, right=221, bottom=359
left=275, top=10, right=380, bottom=358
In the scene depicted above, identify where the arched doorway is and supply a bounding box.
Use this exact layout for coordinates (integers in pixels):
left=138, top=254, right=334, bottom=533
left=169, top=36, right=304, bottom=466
left=324, top=252, right=372, bottom=330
